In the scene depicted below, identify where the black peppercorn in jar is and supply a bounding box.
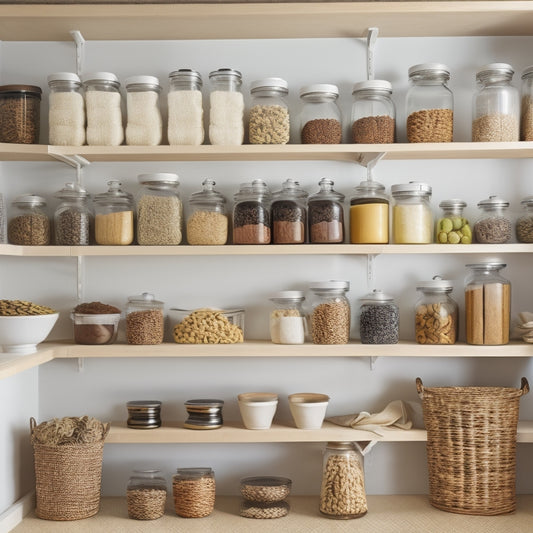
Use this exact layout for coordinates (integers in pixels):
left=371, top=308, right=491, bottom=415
left=271, top=179, right=308, bottom=244
left=359, top=290, right=399, bottom=344
left=308, top=178, right=345, bottom=243
left=0, top=84, right=42, bottom=144
left=232, top=179, right=272, bottom=244
left=8, top=194, right=50, bottom=245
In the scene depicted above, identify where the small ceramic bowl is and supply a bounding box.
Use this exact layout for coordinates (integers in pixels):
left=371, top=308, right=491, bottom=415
left=288, top=392, right=330, bottom=430
left=238, top=392, right=278, bottom=430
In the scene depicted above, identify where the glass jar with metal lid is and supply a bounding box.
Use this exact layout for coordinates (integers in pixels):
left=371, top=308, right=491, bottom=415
left=136, top=172, right=182, bottom=245
left=299, top=84, right=342, bottom=144
left=516, top=196, right=533, bottom=242
left=359, top=290, right=399, bottom=344
left=351, top=80, right=395, bottom=144
left=249, top=77, right=290, bottom=145
left=54, top=182, right=92, bottom=245
left=472, top=63, right=519, bottom=142
left=233, top=179, right=272, bottom=245
left=269, top=290, right=306, bottom=344
left=127, top=469, right=167, bottom=520
left=308, top=178, right=345, bottom=243
left=0, top=84, right=42, bottom=144
left=8, top=194, right=50, bottom=245
left=520, top=66, right=533, bottom=140
left=168, top=69, right=204, bottom=145
left=349, top=179, right=389, bottom=244
left=473, top=195, right=512, bottom=244
left=187, top=178, right=228, bottom=245
left=271, top=178, right=308, bottom=244
left=125, top=75, right=162, bottom=146
left=415, top=276, right=458, bottom=345
left=173, top=467, right=215, bottom=518
left=391, top=181, right=432, bottom=244
left=436, top=199, right=472, bottom=244
left=406, top=63, right=453, bottom=143
left=208, top=68, right=244, bottom=145
left=125, top=292, right=165, bottom=345
left=48, top=72, right=85, bottom=146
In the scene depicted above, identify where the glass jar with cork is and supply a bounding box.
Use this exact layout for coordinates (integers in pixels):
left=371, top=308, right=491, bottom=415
left=308, top=178, right=345, bottom=244
left=271, top=179, right=308, bottom=244
left=299, top=84, right=342, bottom=144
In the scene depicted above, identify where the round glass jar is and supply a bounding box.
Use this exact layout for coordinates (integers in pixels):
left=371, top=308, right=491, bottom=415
left=8, top=194, right=50, bottom=245
left=47, top=72, right=85, bottom=146
left=520, top=66, right=533, bottom=141
left=391, top=181, right=433, bottom=244
left=127, top=400, right=162, bottom=429
left=299, top=84, right=342, bottom=144
left=54, top=182, right=92, bottom=245
left=127, top=469, right=167, bottom=521
left=415, top=276, right=458, bottom=345
left=308, top=178, right=345, bottom=244
left=436, top=199, right=471, bottom=244
left=359, top=290, right=399, bottom=344
left=208, top=68, right=244, bottom=145
left=349, top=179, right=389, bottom=244
left=249, top=77, right=290, bottom=145
left=472, top=63, right=519, bottom=142
left=516, top=196, right=533, bottom=243
left=233, top=179, right=272, bottom=245
left=473, top=195, right=512, bottom=244
left=271, top=178, right=308, bottom=244
left=465, top=262, right=510, bottom=345
left=0, top=84, right=42, bottom=144
left=351, top=80, right=395, bottom=144
left=406, top=63, right=453, bottom=143
left=125, top=292, right=164, bottom=345
left=136, top=172, right=182, bottom=245
left=269, top=290, right=306, bottom=344
left=319, top=442, right=367, bottom=519
left=173, top=467, right=215, bottom=518
left=308, top=281, right=350, bottom=345
left=168, top=69, right=204, bottom=146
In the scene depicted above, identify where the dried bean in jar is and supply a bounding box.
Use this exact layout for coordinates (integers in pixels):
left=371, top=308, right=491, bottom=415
left=474, top=217, right=512, bottom=244
left=126, top=309, right=164, bottom=345
left=55, top=209, right=90, bottom=245
left=301, top=118, right=342, bottom=144
left=352, top=115, right=395, bottom=144
left=233, top=201, right=271, bottom=244
left=360, top=304, right=399, bottom=344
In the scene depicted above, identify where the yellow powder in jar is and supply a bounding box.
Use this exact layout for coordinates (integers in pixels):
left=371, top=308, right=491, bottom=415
left=350, top=202, right=389, bottom=244
left=393, top=204, right=432, bottom=243
left=95, top=211, right=134, bottom=245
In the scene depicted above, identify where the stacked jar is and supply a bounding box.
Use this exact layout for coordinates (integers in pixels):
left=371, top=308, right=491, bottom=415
left=8, top=194, right=50, bottom=245
left=172, top=468, right=215, bottom=518
left=308, top=178, right=345, bottom=243
left=125, top=292, right=164, bottom=345
left=240, top=476, right=291, bottom=519
left=516, top=196, right=533, bottom=242
left=54, top=182, right=92, bottom=245
left=299, top=84, right=342, bottom=144
left=473, top=195, right=512, bottom=244
left=436, top=199, right=471, bottom=244
left=271, top=179, right=307, bottom=244
left=349, top=179, right=389, bottom=244
left=359, top=290, right=399, bottom=344
left=232, top=179, right=272, bottom=244
left=269, top=290, right=306, bottom=344
left=126, top=469, right=167, bottom=520
left=391, top=182, right=433, bottom=244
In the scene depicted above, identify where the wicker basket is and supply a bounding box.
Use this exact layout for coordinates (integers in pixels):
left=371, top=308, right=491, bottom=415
left=31, top=417, right=109, bottom=521
left=416, top=377, right=529, bottom=516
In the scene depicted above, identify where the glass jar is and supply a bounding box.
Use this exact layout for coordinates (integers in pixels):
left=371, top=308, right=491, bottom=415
left=406, top=63, right=453, bottom=143
left=187, top=178, right=228, bottom=245
left=415, top=276, right=458, bottom=345
left=125, top=292, right=164, bottom=345
left=232, top=179, right=272, bottom=244
left=208, top=68, right=244, bottom=145
left=48, top=72, right=85, bottom=146
left=0, top=193, right=6, bottom=244
left=359, top=290, right=399, bottom=344
left=93, top=180, right=134, bottom=245
left=8, top=194, right=50, bottom=245
left=125, top=75, right=162, bottom=146
left=349, top=179, right=389, bottom=244
left=520, top=66, right=533, bottom=141
left=465, top=262, right=510, bottom=345
left=516, top=196, right=533, bottom=243
left=172, top=468, right=215, bottom=518
left=299, top=84, right=342, bottom=144
left=319, top=442, right=367, bottom=519
left=168, top=69, right=204, bottom=146
left=271, top=178, right=308, bottom=244
left=127, top=469, right=167, bottom=521
left=308, top=281, right=350, bottom=345
left=473, top=195, right=512, bottom=244
left=351, top=80, right=395, bottom=144
left=136, top=173, right=182, bottom=245
left=269, top=290, right=306, bottom=344
left=54, top=182, right=92, bottom=245
left=0, top=84, right=42, bottom=144
left=391, top=181, right=433, bottom=244
left=308, top=178, right=345, bottom=243
left=249, top=77, right=290, bottom=145
left=82, top=72, right=124, bottom=146
left=472, top=63, right=519, bottom=142
left=436, top=199, right=471, bottom=244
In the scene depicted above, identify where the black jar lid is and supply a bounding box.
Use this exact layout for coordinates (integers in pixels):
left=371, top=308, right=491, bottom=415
left=0, top=84, right=42, bottom=98
left=185, top=399, right=224, bottom=412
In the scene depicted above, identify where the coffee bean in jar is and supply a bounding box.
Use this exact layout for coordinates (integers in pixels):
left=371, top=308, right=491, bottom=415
left=308, top=178, right=345, bottom=243
left=232, top=179, right=272, bottom=244
left=0, top=84, right=41, bottom=144
left=271, top=179, right=308, bottom=244
left=125, top=293, right=164, bottom=345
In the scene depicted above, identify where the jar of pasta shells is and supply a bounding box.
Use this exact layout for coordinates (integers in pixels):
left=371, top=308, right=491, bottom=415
left=127, top=469, right=167, bottom=520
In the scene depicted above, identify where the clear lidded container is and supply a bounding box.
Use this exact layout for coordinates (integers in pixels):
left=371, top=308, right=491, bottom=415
left=172, top=467, right=215, bottom=518
left=125, top=292, right=165, bottom=345
left=0, top=84, right=42, bottom=144
left=520, top=66, right=533, bottom=141
left=472, top=63, right=519, bottom=142
left=127, top=469, right=167, bottom=521
left=299, top=84, right=342, bottom=144
left=406, top=63, right=453, bottom=143
left=359, top=290, right=399, bottom=344
left=516, top=196, right=533, bottom=243
left=0, top=193, right=6, bottom=244
left=271, top=178, right=308, bottom=244
left=308, top=178, right=345, bottom=244
left=349, top=179, right=389, bottom=244
left=54, top=182, right=92, bottom=245
left=436, top=199, right=472, bottom=244
left=473, top=195, right=512, bottom=244
left=233, top=179, right=272, bottom=245
left=8, top=194, right=50, bottom=245
left=269, top=290, right=306, bottom=344
left=351, top=80, right=395, bottom=144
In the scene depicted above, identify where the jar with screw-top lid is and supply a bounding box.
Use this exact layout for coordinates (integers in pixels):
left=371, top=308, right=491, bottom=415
left=54, top=182, right=92, bottom=245
left=473, top=63, right=519, bottom=142
left=359, top=290, right=399, bottom=344
left=308, top=178, right=345, bottom=243
left=299, top=84, right=342, bottom=144
left=406, top=63, right=453, bottom=143
left=350, top=179, right=389, bottom=244
left=126, top=292, right=164, bottom=345
left=269, top=290, right=306, bottom=344
left=521, top=66, right=533, bottom=140
left=0, top=85, right=42, bottom=144
left=351, top=80, right=395, bottom=144
left=172, top=468, right=215, bottom=518
left=516, top=196, right=533, bottom=243
left=473, top=195, right=512, bottom=244
left=233, top=179, right=272, bottom=244
left=436, top=199, right=472, bottom=244
left=127, top=469, right=167, bottom=521
left=8, top=194, right=50, bottom=245
left=391, top=181, right=432, bottom=244
left=271, top=179, right=308, bottom=244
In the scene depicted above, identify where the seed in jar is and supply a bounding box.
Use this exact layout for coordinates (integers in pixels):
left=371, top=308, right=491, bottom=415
left=360, top=304, right=399, bottom=344
left=173, top=309, right=243, bottom=344
left=249, top=104, right=290, bottom=145
left=8, top=214, right=50, bottom=245
left=472, top=113, right=519, bottom=142
left=474, top=216, right=512, bottom=244
left=407, top=108, right=453, bottom=143
left=301, top=118, right=342, bottom=144
left=126, top=309, right=164, bottom=345
left=516, top=215, right=533, bottom=243
left=187, top=210, right=228, bottom=245
left=311, top=301, right=350, bottom=344
left=0, top=299, right=55, bottom=316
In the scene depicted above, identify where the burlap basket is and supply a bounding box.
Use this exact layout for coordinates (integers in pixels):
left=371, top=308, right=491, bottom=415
left=30, top=417, right=109, bottom=521
left=416, top=377, right=529, bottom=516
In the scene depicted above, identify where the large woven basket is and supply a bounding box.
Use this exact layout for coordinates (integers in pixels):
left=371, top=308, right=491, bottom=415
left=416, top=377, right=529, bottom=516
left=31, top=417, right=109, bottom=521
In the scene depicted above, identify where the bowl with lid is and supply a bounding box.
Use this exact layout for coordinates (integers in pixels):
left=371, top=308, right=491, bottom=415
left=238, top=392, right=278, bottom=430
left=288, top=393, right=330, bottom=430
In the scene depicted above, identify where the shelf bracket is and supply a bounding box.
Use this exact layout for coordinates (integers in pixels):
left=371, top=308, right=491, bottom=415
left=77, top=357, right=85, bottom=373
left=367, top=253, right=377, bottom=287
left=369, top=356, right=378, bottom=370
left=357, top=151, right=386, bottom=168
left=69, top=30, right=85, bottom=77
left=366, top=27, right=379, bottom=81
left=47, top=151, right=90, bottom=187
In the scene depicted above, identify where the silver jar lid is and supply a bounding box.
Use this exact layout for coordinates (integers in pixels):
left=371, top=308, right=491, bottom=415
left=82, top=71, right=120, bottom=85
left=138, top=172, right=179, bottom=186
left=416, top=275, right=453, bottom=292
left=477, top=195, right=509, bottom=208
left=352, top=80, right=392, bottom=94
left=360, top=289, right=394, bottom=303
left=439, top=199, right=467, bottom=210
left=476, top=63, right=514, bottom=81
left=54, top=182, right=89, bottom=200
left=12, top=194, right=46, bottom=207
left=408, top=63, right=450, bottom=79
left=299, top=84, right=339, bottom=98
left=270, top=290, right=305, bottom=302
left=250, top=77, right=288, bottom=94
left=125, top=75, right=161, bottom=91
left=466, top=262, right=506, bottom=270
left=168, top=69, right=203, bottom=87
left=309, top=280, right=349, bottom=291
left=391, top=181, right=432, bottom=197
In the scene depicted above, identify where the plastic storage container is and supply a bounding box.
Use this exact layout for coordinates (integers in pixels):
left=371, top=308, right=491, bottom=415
left=308, top=178, right=345, bottom=243
left=516, top=196, right=533, bottom=243
left=299, top=84, right=342, bottom=144
left=271, top=178, right=308, bottom=244
left=359, top=290, right=399, bottom=344
left=436, top=199, right=471, bottom=244
left=127, top=469, right=167, bottom=521
left=520, top=66, right=533, bottom=141
left=0, top=84, right=41, bottom=144
left=233, top=179, right=272, bottom=244
left=54, top=182, right=92, bottom=245
left=309, top=281, right=350, bottom=344
left=8, top=194, right=50, bottom=245
left=173, top=468, right=215, bottom=518
left=269, top=290, right=306, bottom=344
left=125, top=292, right=164, bottom=345
left=349, top=179, right=389, bottom=244
left=473, top=195, right=512, bottom=244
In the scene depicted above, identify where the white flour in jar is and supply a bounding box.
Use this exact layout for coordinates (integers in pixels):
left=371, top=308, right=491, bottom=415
left=209, top=90, right=244, bottom=145
left=49, top=91, right=85, bottom=146
left=126, top=90, right=162, bottom=146
left=168, top=90, right=204, bottom=145
left=86, top=91, right=124, bottom=146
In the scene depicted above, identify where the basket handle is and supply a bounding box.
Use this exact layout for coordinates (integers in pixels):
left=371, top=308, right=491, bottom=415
left=30, top=417, right=37, bottom=434
left=520, top=377, right=530, bottom=396
left=415, top=377, right=424, bottom=399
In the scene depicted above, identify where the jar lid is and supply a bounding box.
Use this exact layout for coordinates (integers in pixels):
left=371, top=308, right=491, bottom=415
left=391, top=181, right=432, bottom=197
left=272, top=179, right=308, bottom=200
left=309, top=177, right=345, bottom=202
left=476, top=63, right=514, bottom=78
left=477, top=195, right=509, bottom=208
left=169, top=69, right=203, bottom=86
left=82, top=71, right=120, bottom=84
left=520, top=196, right=533, bottom=207
left=0, top=84, right=42, bottom=97
left=189, top=178, right=226, bottom=205
left=47, top=72, right=81, bottom=84
left=299, top=83, right=339, bottom=98
left=12, top=194, right=46, bottom=207
left=175, top=467, right=213, bottom=478
left=325, top=441, right=355, bottom=449
left=352, top=80, right=392, bottom=94
left=466, top=261, right=506, bottom=270
left=522, top=66, right=533, bottom=79
left=209, top=68, right=242, bottom=79
left=185, top=399, right=224, bottom=409
left=408, top=63, right=450, bottom=78
left=309, top=280, right=349, bottom=291
left=353, top=179, right=386, bottom=195
left=138, top=172, right=179, bottom=185
left=94, top=180, right=133, bottom=205
left=240, top=476, right=292, bottom=488
left=416, top=275, right=454, bottom=291
left=127, top=400, right=162, bottom=409
left=439, top=199, right=467, bottom=210
left=125, top=75, right=161, bottom=88
left=127, top=292, right=163, bottom=305
left=360, top=289, right=394, bottom=302
left=270, top=290, right=305, bottom=301
left=250, top=77, right=288, bottom=93
left=55, top=182, right=89, bottom=200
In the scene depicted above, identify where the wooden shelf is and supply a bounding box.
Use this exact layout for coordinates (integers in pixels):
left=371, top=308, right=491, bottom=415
left=0, top=347, right=55, bottom=381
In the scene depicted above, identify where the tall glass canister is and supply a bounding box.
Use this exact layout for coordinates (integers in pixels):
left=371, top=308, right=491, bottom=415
left=54, top=182, right=92, bottom=245
left=232, top=179, right=272, bottom=244
left=271, top=178, right=307, bottom=244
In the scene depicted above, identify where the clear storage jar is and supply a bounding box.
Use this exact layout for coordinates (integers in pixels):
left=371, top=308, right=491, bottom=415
left=415, top=276, right=458, bottom=345
left=0, top=84, right=42, bottom=144
left=172, top=468, right=215, bottom=518
left=125, top=75, right=162, bottom=146
left=47, top=72, right=85, bottom=146
left=472, top=63, right=519, bottom=142
left=359, top=290, right=399, bottom=344
left=136, top=173, right=182, bottom=245
left=249, top=77, right=290, bottom=144
left=391, top=181, right=433, bottom=244
left=465, top=262, right=510, bottom=345
left=308, top=178, right=345, bottom=243
left=126, top=292, right=164, bottom=345
left=319, top=442, right=367, bottom=519
left=127, top=469, right=167, bottom=520
left=54, top=182, right=92, bottom=245
left=0, top=193, right=5, bottom=244
left=521, top=66, right=533, bottom=141
left=8, top=194, right=50, bottom=245
left=406, top=63, right=453, bottom=143
left=473, top=195, right=512, bottom=244
left=299, top=84, right=342, bottom=144
left=351, top=80, right=395, bottom=144
left=208, top=68, right=244, bottom=145
left=436, top=199, right=471, bottom=244
left=269, top=290, right=306, bottom=344
left=516, top=196, right=533, bottom=243
left=232, top=179, right=272, bottom=244
left=168, top=69, right=204, bottom=146
left=271, top=178, right=308, bottom=244
left=349, top=179, right=389, bottom=244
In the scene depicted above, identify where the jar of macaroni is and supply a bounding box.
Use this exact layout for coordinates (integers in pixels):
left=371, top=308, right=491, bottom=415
left=391, top=181, right=432, bottom=244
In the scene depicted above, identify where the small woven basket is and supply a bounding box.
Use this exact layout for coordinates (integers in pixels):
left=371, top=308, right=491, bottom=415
left=416, top=377, right=529, bottom=516
left=31, top=417, right=109, bottom=521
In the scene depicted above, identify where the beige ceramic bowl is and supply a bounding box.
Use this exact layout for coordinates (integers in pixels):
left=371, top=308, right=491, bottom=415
left=238, top=392, right=279, bottom=430
left=288, top=392, right=330, bottom=430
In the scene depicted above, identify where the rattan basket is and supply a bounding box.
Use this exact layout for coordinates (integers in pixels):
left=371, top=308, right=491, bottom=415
left=416, top=377, right=529, bottom=516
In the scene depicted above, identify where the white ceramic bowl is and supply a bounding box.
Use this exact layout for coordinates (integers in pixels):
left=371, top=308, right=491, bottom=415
left=0, top=313, right=59, bottom=354
left=238, top=392, right=278, bottom=430
left=288, top=392, right=330, bottom=430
